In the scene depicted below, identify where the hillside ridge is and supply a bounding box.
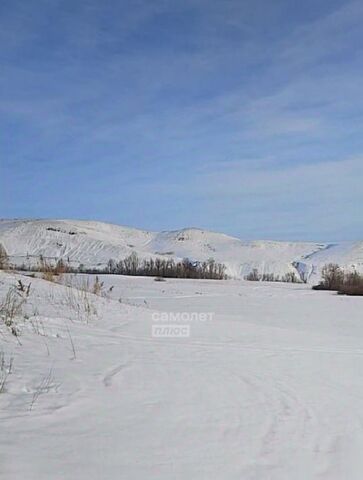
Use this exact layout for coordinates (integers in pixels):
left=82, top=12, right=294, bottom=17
left=0, top=219, right=361, bottom=281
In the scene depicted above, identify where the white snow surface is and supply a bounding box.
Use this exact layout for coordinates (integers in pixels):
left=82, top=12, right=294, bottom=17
left=1, top=271, right=363, bottom=479
left=0, top=218, right=351, bottom=280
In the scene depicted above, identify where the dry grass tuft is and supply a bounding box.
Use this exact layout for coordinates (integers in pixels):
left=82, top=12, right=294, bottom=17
left=0, top=286, right=27, bottom=339
left=0, top=351, right=14, bottom=393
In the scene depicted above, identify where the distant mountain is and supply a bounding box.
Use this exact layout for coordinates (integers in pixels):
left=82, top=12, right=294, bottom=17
left=1, top=219, right=361, bottom=281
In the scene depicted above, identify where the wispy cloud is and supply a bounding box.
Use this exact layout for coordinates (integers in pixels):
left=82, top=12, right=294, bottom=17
left=1, top=0, right=363, bottom=240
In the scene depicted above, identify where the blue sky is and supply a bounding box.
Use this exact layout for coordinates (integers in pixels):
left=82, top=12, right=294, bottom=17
left=1, top=0, right=363, bottom=241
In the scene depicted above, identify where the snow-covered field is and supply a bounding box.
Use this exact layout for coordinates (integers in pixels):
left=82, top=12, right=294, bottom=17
left=1, top=271, right=363, bottom=479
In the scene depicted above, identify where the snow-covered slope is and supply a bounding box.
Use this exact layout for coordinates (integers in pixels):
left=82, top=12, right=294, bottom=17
left=0, top=219, right=326, bottom=279
left=1, top=218, right=362, bottom=280
left=295, top=241, right=363, bottom=283
left=151, top=228, right=325, bottom=278
left=2, top=271, right=363, bottom=479
left=0, top=219, right=153, bottom=268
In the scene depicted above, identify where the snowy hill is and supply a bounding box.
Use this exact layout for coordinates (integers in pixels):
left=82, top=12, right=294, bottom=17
left=151, top=228, right=325, bottom=279
left=0, top=219, right=153, bottom=269
left=295, top=241, right=363, bottom=283
left=0, top=218, right=361, bottom=280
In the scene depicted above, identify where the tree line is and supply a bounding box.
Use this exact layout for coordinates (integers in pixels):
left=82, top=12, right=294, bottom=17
left=101, top=253, right=227, bottom=280
left=1, top=249, right=227, bottom=281
left=245, top=268, right=301, bottom=283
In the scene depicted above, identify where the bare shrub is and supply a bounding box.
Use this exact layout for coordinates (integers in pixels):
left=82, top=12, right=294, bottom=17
left=321, top=263, right=344, bottom=290
left=38, top=256, right=70, bottom=282
left=54, top=259, right=68, bottom=275
left=338, top=271, right=363, bottom=296
left=66, top=325, right=76, bottom=360
left=312, top=264, right=344, bottom=291
left=343, top=271, right=363, bottom=287
left=0, top=286, right=27, bottom=338
left=63, top=284, right=94, bottom=323
left=29, top=308, right=47, bottom=339
left=245, top=269, right=261, bottom=281
left=17, top=279, right=31, bottom=296
left=62, top=277, right=104, bottom=323
left=91, top=276, right=104, bottom=296
left=246, top=269, right=301, bottom=283
left=338, top=284, right=363, bottom=296
left=38, top=256, right=56, bottom=282
left=261, top=273, right=273, bottom=282
left=281, top=272, right=300, bottom=283
left=29, top=369, right=53, bottom=411
left=313, top=264, right=363, bottom=295
left=0, top=244, right=9, bottom=270
left=0, top=351, right=14, bottom=394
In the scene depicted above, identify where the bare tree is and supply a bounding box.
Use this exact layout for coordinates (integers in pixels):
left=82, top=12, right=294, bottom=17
left=245, top=269, right=261, bottom=281
left=0, top=244, right=9, bottom=270
left=321, top=263, right=344, bottom=290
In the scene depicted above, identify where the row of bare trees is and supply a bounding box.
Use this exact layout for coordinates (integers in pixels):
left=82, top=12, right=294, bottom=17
left=103, top=253, right=227, bottom=280
left=9, top=252, right=227, bottom=281
left=2, top=246, right=362, bottom=293
left=245, top=269, right=301, bottom=283
left=313, top=263, right=363, bottom=295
